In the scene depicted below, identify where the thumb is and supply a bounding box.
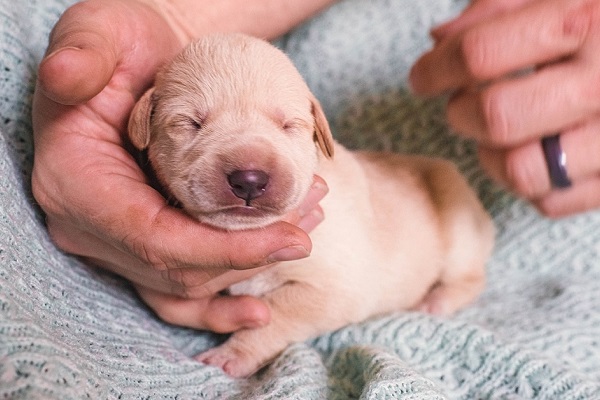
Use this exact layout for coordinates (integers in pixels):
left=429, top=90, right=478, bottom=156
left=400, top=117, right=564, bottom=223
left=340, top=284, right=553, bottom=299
left=37, top=3, right=118, bottom=105
left=38, top=46, right=116, bottom=105
left=36, top=0, right=181, bottom=105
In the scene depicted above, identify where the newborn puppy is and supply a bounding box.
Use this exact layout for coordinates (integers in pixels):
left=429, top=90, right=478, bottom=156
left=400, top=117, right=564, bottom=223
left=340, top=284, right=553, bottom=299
left=128, top=33, right=495, bottom=378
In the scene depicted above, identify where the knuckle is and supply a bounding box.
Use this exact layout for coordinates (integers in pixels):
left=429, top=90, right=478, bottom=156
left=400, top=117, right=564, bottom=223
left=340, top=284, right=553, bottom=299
left=178, top=285, right=211, bottom=299
left=583, top=69, right=600, bottom=106
left=163, top=268, right=212, bottom=293
left=151, top=302, right=187, bottom=326
left=562, top=1, right=593, bottom=46
left=504, top=150, right=543, bottom=198
left=125, top=233, right=170, bottom=271
left=534, top=193, right=574, bottom=219
left=535, top=200, right=562, bottom=219
left=480, top=87, right=512, bottom=145
left=45, top=220, right=76, bottom=254
left=226, top=250, right=262, bottom=270
left=31, top=172, right=59, bottom=216
left=459, top=28, right=493, bottom=81
left=142, top=294, right=213, bottom=329
left=120, top=208, right=175, bottom=271
left=31, top=181, right=48, bottom=212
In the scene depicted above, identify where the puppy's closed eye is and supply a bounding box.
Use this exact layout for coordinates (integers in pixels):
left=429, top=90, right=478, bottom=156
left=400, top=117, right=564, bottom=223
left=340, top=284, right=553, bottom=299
left=166, top=114, right=205, bottom=130
left=282, top=118, right=311, bottom=133
left=188, top=118, right=203, bottom=131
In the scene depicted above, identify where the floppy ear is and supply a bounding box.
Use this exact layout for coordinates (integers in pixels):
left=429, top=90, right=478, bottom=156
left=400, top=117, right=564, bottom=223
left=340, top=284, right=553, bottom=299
left=128, top=87, right=155, bottom=150
left=311, top=95, right=335, bottom=159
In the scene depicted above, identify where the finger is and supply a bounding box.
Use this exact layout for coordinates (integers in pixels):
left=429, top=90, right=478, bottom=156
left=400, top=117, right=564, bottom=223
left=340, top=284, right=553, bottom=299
left=283, top=175, right=328, bottom=232
left=44, top=215, right=187, bottom=293
left=47, top=213, right=279, bottom=297
left=37, top=0, right=180, bottom=105
left=298, top=175, right=328, bottom=218
left=50, top=207, right=308, bottom=296
left=46, top=216, right=138, bottom=273
left=535, top=177, right=600, bottom=218
left=34, top=133, right=311, bottom=286
left=296, top=205, right=324, bottom=233
left=411, top=0, right=589, bottom=96
left=160, top=266, right=272, bottom=298
left=136, top=287, right=270, bottom=333
left=128, top=205, right=312, bottom=271
left=477, top=118, right=600, bottom=199
left=446, top=60, right=599, bottom=146
left=39, top=47, right=116, bottom=105
left=35, top=134, right=313, bottom=273
left=37, top=2, right=119, bottom=104
left=431, top=0, right=533, bottom=42
left=478, top=142, right=550, bottom=199
left=558, top=120, right=600, bottom=180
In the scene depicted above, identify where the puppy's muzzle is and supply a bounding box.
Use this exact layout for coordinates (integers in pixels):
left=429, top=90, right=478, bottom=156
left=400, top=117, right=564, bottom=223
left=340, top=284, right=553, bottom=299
left=227, top=169, right=270, bottom=206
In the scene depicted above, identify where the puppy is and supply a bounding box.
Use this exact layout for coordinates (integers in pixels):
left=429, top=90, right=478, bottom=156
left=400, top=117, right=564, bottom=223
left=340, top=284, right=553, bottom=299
left=128, top=33, right=495, bottom=378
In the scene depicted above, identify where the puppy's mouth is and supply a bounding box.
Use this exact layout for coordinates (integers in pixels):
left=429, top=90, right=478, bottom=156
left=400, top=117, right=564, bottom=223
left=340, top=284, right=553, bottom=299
left=192, top=204, right=287, bottom=231
left=222, top=204, right=277, bottom=216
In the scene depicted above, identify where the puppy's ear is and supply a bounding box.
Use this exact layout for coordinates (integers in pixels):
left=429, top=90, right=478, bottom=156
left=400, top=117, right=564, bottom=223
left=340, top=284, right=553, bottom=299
left=311, top=96, right=335, bottom=159
left=128, top=87, right=155, bottom=150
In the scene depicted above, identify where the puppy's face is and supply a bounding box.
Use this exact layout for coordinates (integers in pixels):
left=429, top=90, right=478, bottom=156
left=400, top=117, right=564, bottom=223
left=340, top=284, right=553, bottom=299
left=128, top=34, right=334, bottom=230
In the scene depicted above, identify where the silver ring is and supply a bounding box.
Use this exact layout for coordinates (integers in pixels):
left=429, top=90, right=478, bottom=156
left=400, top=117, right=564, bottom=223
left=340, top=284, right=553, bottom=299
left=541, top=134, right=572, bottom=189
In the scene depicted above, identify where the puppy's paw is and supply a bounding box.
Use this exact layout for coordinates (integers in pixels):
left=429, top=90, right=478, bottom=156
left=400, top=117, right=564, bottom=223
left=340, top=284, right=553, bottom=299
left=195, top=345, right=264, bottom=378
left=416, top=286, right=453, bottom=316
left=417, top=280, right=483, bottom=316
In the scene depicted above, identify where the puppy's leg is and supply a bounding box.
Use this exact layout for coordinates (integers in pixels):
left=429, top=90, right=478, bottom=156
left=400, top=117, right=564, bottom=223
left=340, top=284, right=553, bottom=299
left=196, top=280, right=347, bottom=378
left=417, top=162, right=494, bottom=315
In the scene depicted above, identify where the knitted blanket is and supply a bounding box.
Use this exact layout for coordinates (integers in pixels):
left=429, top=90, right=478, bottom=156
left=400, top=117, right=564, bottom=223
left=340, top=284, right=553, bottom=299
left=2, top=0, right=600, bottom=398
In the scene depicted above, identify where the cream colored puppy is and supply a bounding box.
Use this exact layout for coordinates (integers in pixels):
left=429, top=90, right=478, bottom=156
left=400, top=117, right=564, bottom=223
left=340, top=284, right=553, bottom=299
left=128, top=33, right=495, bottom=378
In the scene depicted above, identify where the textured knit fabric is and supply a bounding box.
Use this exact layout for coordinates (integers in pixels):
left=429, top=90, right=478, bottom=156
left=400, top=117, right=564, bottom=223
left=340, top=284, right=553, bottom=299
left=2, top=0, right=600, bottom=399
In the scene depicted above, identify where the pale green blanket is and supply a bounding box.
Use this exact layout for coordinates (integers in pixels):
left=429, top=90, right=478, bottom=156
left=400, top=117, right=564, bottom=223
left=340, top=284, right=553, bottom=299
left=2, top=0, right=600, bottom=399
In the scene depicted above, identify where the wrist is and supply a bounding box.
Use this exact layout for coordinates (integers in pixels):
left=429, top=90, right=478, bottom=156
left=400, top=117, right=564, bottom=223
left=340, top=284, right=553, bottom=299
left=135, top=0, right=336, bottom=44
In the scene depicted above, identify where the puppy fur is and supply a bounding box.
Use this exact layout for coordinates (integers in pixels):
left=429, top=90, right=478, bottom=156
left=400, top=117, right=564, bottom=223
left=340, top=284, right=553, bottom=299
left=128, top=33, right=495, bottom=378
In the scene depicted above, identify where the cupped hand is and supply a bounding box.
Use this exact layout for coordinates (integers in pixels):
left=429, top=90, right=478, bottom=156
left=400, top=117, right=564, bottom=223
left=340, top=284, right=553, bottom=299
left=32, top=0, right=328, bottom=333
left=410, top=0, right=600, bottom=217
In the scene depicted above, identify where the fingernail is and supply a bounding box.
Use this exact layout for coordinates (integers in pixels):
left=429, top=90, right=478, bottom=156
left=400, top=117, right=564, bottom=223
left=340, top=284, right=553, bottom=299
left=266, top=245, right=310, bottom=263
left=298, top=179, right=329, bottom=217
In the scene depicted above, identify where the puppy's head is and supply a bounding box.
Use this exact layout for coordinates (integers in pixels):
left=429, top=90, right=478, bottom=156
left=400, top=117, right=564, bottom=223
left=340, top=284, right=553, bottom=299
left=128, top=33, right=334, bottom=230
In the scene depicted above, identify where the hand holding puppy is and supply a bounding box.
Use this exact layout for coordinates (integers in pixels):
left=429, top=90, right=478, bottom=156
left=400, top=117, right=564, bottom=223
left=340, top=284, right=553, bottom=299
left=31, top=0, right=330, bottom=333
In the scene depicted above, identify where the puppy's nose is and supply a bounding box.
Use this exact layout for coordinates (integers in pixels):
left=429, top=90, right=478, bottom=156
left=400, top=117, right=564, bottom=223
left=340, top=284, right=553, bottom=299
left=227, top=170, right=270, bottom=204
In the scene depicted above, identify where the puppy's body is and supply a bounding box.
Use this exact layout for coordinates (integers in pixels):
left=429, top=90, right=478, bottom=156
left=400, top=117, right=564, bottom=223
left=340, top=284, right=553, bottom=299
left=128, top=33, right=494, bottom=378
left=231, top=148, right=450, bottom=307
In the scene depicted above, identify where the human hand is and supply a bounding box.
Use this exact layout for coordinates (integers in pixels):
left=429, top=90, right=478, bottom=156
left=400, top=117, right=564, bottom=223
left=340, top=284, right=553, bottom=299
left=32, top=0, right=328, bottom=333
left=410, top=0, right=600, bottom=217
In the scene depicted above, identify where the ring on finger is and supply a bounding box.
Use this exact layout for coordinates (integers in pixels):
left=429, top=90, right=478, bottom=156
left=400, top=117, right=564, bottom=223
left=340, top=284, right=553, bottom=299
left=541, top=133, right=572, bottom=189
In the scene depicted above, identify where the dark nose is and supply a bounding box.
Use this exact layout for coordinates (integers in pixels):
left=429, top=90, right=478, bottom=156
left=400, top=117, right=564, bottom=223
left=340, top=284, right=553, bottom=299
left=227, top=170, right=270, bottom=204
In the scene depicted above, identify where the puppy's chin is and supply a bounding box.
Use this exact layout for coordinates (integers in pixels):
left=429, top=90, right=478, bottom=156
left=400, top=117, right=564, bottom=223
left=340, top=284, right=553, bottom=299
left=190, top=207, right=286, bottom=231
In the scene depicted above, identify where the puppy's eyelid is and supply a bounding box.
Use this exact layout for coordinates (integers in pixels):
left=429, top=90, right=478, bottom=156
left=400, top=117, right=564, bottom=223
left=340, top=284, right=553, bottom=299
left=189, top=118, right=202, bottom=130
left=283, top=118, right=310, bottom=132
left=171, top=114, right=204, bottom=130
